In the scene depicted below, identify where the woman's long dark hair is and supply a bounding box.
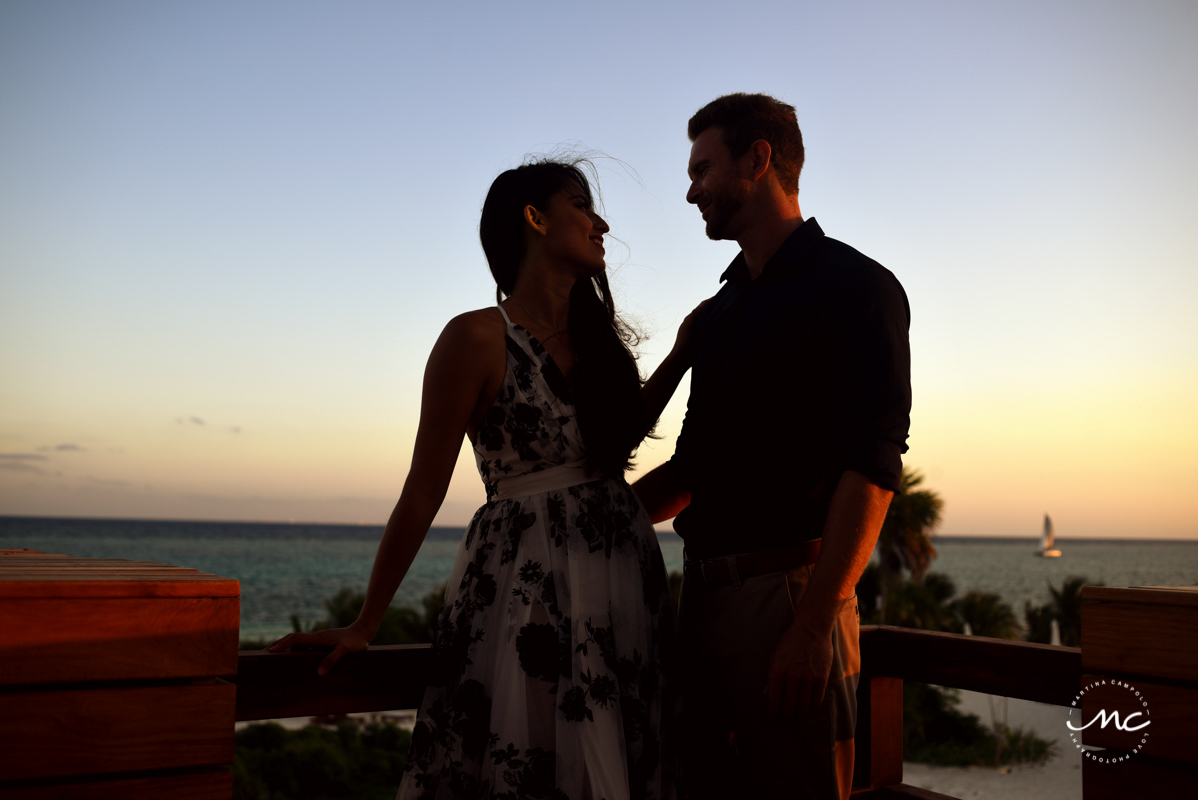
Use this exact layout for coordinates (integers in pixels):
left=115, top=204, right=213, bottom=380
left=479, top=160, right=649, bottom=477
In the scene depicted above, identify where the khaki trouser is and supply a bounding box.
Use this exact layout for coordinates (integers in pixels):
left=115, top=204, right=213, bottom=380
left=679, top=562, right=861, bottom=800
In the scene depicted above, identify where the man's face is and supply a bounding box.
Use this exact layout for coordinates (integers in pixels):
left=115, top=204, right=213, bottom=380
left=687, top=126, right=750, bottom=241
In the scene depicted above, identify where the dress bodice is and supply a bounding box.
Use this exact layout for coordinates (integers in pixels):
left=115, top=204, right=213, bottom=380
left=472, top=307, right=589, bottom=500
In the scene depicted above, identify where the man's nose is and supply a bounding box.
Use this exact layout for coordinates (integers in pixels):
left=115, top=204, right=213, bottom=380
left=686, top=182, right=701, bottom=205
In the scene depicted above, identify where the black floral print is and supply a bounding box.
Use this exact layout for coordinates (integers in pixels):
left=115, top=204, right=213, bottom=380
left=398, top=308, right=676, bottom=800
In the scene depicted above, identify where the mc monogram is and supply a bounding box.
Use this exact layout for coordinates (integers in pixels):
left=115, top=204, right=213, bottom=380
left=1066, top=679, right=1152, bottom=764
left=1066, top=707, right=1151, bottom=732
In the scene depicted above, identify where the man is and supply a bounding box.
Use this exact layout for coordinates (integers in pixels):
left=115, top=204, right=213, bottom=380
left=634, top=94, right=911, bottom=799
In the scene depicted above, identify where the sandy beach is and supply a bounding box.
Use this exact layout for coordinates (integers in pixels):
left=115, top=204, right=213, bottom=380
left=238, top=689, right=1083, bottom=800
left=902, top=689, right=1082, bottom=800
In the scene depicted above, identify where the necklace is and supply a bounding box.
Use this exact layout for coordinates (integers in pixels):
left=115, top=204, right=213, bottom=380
left=507, top=297, right=574, bottom=368
left=508, top=297, right=568, bottom=340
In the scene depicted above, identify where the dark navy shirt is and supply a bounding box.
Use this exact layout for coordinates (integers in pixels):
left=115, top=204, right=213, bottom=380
left=670, top=218, right=911, bottom=559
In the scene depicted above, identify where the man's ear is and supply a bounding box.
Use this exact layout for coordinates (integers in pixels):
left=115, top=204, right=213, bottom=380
left=523, top=204, right=548, bottom=236
left=745, top=139, right=773, bottom=182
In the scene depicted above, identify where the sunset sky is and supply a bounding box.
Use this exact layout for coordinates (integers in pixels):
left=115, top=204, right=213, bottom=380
left=2, top=1, right=1195, bottom=538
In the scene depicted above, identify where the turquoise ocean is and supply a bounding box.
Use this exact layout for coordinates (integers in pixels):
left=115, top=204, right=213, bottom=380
left=3, top=516, right=1196, bottom=641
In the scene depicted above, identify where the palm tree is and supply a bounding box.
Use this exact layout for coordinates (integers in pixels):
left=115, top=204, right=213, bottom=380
left=1049, top=575, right=1093, bottom=647
left=885, top=571, right=960, bottom=630
left=1023, top=575, right=1101, bottom=646
left=877, top=467, right=944, bottom=613
left=952, top=590, right=1020, bottom=639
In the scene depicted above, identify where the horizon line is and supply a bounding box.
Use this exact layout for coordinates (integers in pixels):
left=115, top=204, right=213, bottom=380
left=2, top=513, right=1195, bottom=542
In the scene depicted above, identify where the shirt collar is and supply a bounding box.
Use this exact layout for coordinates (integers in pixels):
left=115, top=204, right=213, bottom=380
left=719, top=217, right=825, bottom=284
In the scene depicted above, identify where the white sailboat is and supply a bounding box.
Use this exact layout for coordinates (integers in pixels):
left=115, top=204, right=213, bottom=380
left=1037, top=514, right=1062, bottom=557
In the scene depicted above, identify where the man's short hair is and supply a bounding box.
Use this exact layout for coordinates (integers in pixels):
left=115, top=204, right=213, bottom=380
left=688, top=93, right=804, bottom=195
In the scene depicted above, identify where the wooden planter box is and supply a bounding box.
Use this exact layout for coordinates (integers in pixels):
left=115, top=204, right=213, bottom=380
left=1080, top=585, right=1198, bottom=799
left=0, top=549, right=239, bottom=799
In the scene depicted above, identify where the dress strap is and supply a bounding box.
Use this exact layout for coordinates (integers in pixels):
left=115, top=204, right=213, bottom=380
left=497, top=305, right=513, bottom=325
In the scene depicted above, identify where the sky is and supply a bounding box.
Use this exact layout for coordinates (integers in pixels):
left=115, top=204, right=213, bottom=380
left=1, top=1, right=1195, bottom=538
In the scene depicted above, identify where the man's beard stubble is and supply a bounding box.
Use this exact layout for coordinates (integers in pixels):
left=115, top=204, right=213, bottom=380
left=703, top=183, right=749, bottom=241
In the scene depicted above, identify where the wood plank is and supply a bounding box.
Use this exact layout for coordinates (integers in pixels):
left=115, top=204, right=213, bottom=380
left=0, top=575, right=239, bottom=599
left=0, top=559, right=198, bottom=569
left=0, top=565, right=200, bottom=573
left=1082, top=585, right=1198, bottom=607
left=852, top=677, right=904, bottom=790
left=1081, top=601, right=1198, bottom=682
left=1078, top=675, right=1198, bottom=765
left=2, top=597, right=239, bottom=684
left=0, top=558, right=191, bottom=566
left=0, top=553, right=238, bottom=600
left=0, top=769, right=232, bottom=800
left=1082, top=754, right=1198, bottom=800
left=235, top=644, right=432, bottom=720
left=0, top=682, right=235, bottom=782
left=860, top=626, right=1081, bottom=706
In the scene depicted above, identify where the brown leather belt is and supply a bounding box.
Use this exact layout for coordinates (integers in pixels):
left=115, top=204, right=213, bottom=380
left=683, top=539, right=822, bottom=587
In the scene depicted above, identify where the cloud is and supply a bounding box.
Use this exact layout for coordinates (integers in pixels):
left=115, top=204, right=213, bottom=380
left=176, top=416, right=206, bottom=426
left=0, top=453, right=48, bottom=474
left=86, top=476, right=129, bottom=486
left=229, top=426, right=242, bottom=434
left=36, top=443, right=85, bottom=453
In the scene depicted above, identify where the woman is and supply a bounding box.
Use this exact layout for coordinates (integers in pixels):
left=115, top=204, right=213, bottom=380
left=271, top=159, right=698, bottom=800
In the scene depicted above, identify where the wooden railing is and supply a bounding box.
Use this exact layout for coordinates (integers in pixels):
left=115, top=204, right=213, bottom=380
left=851, top=626, right=1080, bottom=798
left=12, top=553, right=1190, bottom=799
left=232, top=627, right=1083, bottom=800
left=235, top=644, right=431, bottom=721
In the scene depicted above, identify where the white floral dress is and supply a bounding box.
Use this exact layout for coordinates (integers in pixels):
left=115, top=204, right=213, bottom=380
left=398, top=306, right=676, bottom=800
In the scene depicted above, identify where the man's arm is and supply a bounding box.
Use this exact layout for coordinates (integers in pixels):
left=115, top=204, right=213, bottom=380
left=632, top=461, right=692, bottom=524
left=764, top=469, right=892, bottom=715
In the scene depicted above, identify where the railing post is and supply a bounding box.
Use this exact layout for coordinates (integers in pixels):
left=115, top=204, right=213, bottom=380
left=1079, top=586, right=1198, bottom=799
left=852, top=675, right=904, bottom=791
left=0, top=549, right=239, bottom=799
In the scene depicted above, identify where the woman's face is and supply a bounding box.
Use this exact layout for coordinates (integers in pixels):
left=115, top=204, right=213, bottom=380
left=536, top=182, right=610, bottom=278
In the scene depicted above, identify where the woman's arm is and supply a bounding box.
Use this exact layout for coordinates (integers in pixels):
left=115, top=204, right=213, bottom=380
left=269, top=310, right=504, bottom=675
left=641, top=299, right=709, bottom=426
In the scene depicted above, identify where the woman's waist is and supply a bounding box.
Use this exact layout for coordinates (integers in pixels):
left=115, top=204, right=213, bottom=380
left=483, top=460, right=604, bottom=501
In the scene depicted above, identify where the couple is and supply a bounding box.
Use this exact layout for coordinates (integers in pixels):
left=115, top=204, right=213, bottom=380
left=272, top=93, right=912, bottom=800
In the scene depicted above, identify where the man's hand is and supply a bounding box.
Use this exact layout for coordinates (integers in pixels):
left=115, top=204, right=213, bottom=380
left=765, top=620, right=834, bottom=716
left=763, top=471, right=891, bottom=716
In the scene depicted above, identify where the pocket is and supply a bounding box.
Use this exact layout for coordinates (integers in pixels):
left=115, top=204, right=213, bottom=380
left=783, top=563, right=815, bottom=610
left=837, top=594, right=862, bottom=679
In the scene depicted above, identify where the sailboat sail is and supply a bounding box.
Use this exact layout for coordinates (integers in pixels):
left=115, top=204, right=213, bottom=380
left=1037, top=514, right=1062, bottom=557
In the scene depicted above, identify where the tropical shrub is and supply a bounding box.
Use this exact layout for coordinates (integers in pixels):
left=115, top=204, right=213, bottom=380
left=234, top=721, right=411, bottom=800
left=903, top=683, right=1057, bottom=767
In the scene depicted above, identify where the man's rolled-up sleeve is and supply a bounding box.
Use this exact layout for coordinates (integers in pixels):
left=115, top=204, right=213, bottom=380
left=838, top=268, right=911, bottom=493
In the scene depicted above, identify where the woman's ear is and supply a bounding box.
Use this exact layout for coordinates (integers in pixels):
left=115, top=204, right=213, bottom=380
left=523, top=204, right=548, bottom=236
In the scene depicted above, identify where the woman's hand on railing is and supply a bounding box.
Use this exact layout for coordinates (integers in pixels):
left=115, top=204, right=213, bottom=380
left=267, top=623, right=372, bottom=676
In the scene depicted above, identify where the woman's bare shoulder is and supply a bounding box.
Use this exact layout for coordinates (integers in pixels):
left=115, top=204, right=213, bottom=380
left=433, top=308, right=506, bottom=356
